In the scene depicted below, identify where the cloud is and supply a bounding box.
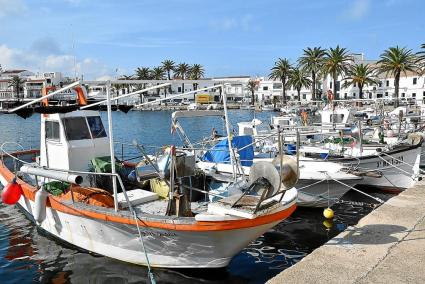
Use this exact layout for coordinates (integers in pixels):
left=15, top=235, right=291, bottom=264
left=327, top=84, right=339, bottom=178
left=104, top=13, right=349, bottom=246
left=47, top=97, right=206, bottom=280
left=30, top=37, right=62, bottom=55
left=209, top=14, right=259, bottom=32
left=344, top=0, right=370, bottom=20
left=0, top=44, right=111, bottom=79
left=0, top=0, right=27, bottom=18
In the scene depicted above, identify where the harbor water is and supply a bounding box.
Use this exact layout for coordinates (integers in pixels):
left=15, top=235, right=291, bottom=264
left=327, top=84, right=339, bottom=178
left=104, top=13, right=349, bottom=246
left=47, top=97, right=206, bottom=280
left=0, top=110, right=395, bottom=283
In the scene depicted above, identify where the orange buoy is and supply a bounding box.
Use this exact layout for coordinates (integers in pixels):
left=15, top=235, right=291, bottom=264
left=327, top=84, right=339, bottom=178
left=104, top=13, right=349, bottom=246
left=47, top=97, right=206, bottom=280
left=1, top=179, right=23, bottom=205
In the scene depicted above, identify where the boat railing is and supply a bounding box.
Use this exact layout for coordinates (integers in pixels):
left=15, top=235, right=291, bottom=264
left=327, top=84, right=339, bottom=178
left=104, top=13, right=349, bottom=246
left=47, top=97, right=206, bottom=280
left=0, top=141, right=136, bottom=213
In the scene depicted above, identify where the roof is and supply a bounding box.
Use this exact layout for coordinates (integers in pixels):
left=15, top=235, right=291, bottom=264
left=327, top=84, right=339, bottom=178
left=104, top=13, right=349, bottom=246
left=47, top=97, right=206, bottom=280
left=2, top=69, right=27, bottom=74
left=212, top=75, right=251, bottom=79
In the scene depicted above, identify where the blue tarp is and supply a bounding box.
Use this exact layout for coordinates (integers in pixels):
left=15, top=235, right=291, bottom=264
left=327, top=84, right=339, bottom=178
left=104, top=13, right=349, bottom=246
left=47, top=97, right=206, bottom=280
left=203, top=135, right=254, bottom=166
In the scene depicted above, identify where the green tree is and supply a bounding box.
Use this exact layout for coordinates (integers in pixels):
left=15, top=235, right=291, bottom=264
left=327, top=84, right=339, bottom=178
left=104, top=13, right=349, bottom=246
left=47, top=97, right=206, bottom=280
left=247, top=79, right=258, bottom=105
left=135, top=67, right=152, bottom=102
left=377, top=46, right=418, bottom=107
left=416, top=43, right=425, bottom=74
left=161, top=59, right=175, bottom=95
left=151, top=66, right=165, bottom=96
left=298, top=47, right=326, bottom=101
left=174, top=63, right=190, bottom=95
left=287, top=67, right=312, bottom=102
left=8, top=76, right=25, bottom=101
left=189, top=64, right=205, bottom=100
left=323, top=46, right=352, bottom=100
left=269, top=58, right=292, bottom=106
left=342, top=63, right=378, bottom=99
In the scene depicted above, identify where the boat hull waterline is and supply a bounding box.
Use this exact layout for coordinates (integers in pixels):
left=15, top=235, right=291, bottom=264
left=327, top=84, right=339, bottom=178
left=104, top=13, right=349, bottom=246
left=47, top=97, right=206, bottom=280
left=0, top=156, right=297, bottom=268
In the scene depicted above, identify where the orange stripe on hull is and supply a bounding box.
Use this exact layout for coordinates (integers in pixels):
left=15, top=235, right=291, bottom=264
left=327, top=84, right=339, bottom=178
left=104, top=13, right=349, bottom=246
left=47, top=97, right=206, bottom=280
left=0, top=151, right=296, bottom=232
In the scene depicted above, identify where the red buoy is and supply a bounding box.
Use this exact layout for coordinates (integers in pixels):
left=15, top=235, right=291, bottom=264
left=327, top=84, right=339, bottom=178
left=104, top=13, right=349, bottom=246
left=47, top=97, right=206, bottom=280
left=1, top=178, right=23, bottom=205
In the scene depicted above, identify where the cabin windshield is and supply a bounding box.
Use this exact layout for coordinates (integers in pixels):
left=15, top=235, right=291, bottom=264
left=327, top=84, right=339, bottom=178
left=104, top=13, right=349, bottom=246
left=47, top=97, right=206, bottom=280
left=63, top=117, right=91, bottom=140
left=330, top=114, right=345, bottom=123
left=87, top=116, right=107, bottom=138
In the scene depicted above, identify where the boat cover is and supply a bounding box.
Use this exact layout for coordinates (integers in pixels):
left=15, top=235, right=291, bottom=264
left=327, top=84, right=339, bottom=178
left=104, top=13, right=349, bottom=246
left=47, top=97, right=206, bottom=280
left=203, top=135, right=254, bottom=166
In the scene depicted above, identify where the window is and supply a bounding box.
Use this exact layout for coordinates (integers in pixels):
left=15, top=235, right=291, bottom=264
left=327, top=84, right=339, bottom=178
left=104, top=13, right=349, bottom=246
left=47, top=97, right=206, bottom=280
left=353, top=82, right=357, bottom=87
left=302, top=94, right=306, bottom=99
left=63, top=117, right=91, bottom=141
left=87, top=116, right=107, bottom=138
left=378, top=82, right=382, bottom=87
left=386, top=80, right=389, bottom=87
left=412, top=93, right=416, bottom=98
left=329, top=82, right=332, bottom=89
left=273, top=83, right=282, bottom=90
left=385, top=92, right=388, bottom=97
left=401, top=93, right=405, bottom=98
left=45, top=121, right=60, bottom=140
left=178, top=87, right=182, bottom=93
left=263, top=86, right=268, bottom=91
left=377, top=93, right=383, bottom=98
left=413, top=78, right=417, bottom=85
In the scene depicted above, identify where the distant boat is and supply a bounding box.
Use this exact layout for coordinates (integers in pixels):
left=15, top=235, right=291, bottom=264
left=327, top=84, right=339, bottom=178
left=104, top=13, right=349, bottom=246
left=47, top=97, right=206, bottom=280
left=187, top=103, right=199, bottom=110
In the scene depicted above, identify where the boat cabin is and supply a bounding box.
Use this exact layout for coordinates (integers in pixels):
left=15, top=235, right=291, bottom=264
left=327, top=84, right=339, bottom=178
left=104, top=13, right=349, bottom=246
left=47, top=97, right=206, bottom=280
left=40, top=110, right=110, bottom=172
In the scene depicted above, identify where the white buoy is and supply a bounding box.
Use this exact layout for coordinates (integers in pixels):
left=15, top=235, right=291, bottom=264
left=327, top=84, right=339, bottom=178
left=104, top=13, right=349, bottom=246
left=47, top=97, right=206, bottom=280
left=34, top=186, right=48, bottom=224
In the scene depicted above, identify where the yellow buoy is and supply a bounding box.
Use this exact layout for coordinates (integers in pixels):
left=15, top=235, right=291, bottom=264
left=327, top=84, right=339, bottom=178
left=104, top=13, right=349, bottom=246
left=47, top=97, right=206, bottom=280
left=323, top=207, right=334, bottom=219
left=323, top=219, right=333, bottom=230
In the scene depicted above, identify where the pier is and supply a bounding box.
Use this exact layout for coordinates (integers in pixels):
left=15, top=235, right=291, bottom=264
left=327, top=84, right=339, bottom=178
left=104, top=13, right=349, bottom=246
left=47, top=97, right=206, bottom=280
left=268, top=180, right=425, bottom=283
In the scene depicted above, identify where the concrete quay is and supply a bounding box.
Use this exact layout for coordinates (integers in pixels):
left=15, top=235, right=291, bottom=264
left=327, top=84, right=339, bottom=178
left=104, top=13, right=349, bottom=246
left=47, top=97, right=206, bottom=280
left=268, top=181, right=425, bottom=284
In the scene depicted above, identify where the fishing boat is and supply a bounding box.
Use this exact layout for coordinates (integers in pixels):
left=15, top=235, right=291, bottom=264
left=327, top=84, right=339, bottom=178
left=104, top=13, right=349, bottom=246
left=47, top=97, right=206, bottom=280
left=0, top=82, right=298, bottom=269
left=171, top=111, right=361, bottom=208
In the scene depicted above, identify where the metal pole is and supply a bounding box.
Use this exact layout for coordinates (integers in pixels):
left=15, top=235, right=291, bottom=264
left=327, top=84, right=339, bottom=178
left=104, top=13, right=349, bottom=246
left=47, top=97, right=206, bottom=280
left=222, top=85, right=237, bottom=181
left=9, top=81, right=80, bottom=113
left=81, top=83, right=170, bottom=109
left=106, top=81, right=118, bottom=211
left=358, top=120, right=363, bottom=155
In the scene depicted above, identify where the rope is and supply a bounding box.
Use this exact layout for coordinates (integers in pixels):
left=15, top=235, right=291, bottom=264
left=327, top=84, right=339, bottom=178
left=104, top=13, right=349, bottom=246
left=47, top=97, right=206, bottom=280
left=133, top=211, right=156, bottom=284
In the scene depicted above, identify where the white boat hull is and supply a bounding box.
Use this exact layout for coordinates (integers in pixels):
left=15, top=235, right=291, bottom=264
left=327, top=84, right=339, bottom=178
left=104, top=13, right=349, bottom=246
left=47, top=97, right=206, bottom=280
left=340, top=145, right=421, bottom=190
left=296, top=178, right=356, bottom=208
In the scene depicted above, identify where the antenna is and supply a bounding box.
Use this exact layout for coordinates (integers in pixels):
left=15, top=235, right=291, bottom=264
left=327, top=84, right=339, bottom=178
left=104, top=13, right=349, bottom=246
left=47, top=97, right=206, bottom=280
left=71, top=24, right=77, bottom=80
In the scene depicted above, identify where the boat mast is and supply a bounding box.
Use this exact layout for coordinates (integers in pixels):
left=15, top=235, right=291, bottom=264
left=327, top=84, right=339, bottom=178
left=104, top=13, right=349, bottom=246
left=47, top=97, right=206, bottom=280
left=222, top=84, right=237, bottom=181
left=106, top=81, right=119, bottom=211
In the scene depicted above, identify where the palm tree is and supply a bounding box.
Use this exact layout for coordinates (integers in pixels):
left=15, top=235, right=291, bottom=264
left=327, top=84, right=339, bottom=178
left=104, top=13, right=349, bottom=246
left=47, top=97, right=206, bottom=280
left=377, top=46, right=418, bottom=107
left=8, top=76, right=25, bottom=101
left=174, top=63, right=190, bottom=95
left=247, top=79, right=258, bottom=105
left=323, top=46, right=352, bottom=100
left=189, top=64, right=205, bottom=100
left=161, top=59, right=175, bottom=95
left=298, top=47, right=326, bottom=101
left=342, top=63, right=378, bottom=99
left=416, top=43, right=425, bottom=73
left=269, top=58, right=292, bottom=106
left=151, top=66, right=166, bottom=96
left=287, top=67, right=312, bottom=102
left=135, top=67, right=152, bottom=102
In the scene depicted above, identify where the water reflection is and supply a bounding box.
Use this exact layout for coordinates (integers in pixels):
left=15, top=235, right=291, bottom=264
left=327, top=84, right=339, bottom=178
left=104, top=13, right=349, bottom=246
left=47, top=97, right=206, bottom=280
left=0, top=110, right=396, bottom=283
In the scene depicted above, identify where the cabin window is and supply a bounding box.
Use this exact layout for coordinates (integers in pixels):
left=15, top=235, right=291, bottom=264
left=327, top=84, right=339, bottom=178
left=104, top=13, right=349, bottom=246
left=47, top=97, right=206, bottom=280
left=63, top=117, right=91, bottom=141
left=87, top=116, right=107, bottom=138
left=330, top=114, right=345, bottom=123
left=45, top=121, right=60, bottom=141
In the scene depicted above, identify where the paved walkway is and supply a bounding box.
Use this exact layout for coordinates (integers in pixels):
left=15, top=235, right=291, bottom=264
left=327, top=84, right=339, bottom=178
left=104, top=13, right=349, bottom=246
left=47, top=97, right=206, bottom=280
left=267, top=181, right=425, bottom=284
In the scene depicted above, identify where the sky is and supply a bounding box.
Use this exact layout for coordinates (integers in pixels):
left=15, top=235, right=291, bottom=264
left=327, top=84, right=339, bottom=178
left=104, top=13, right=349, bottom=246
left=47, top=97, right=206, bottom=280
left=0, top=0, right=423, bottom=79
